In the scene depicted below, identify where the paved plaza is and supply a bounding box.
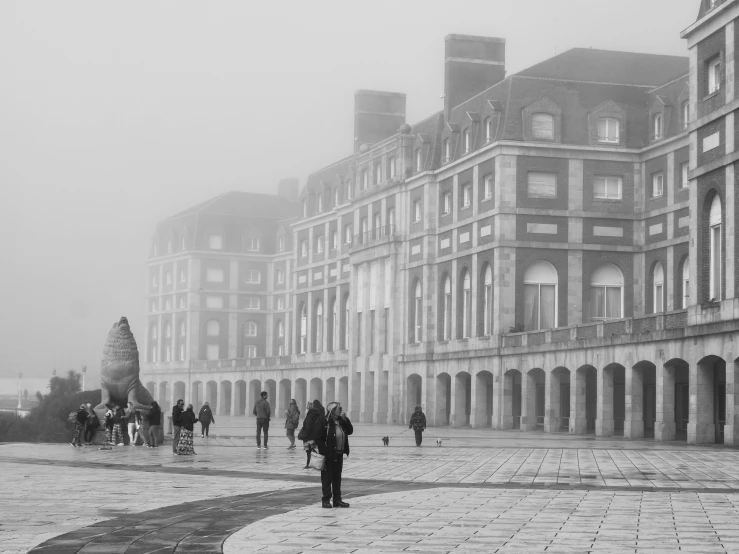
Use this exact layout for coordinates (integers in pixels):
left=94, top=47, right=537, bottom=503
left=3, top=421, right=739, bottom=553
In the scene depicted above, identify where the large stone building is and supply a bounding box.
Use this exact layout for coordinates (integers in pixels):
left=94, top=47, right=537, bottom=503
left=142, top=0, right=739, bottom=445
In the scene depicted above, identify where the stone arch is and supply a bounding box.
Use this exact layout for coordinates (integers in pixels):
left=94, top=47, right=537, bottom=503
left=295, top=379, right=307, bottom=412
left=235, top=380, right=246, bottom=416
left=661, top=358, right=690, bottom=441
left=310, top=378, right=323, bottom=406
left=279, top=379, right=291, bottom=414
left=326, top=377, right=336, bottom=405
left=523, top=368, right=545, bottom=431
left=146, top=381, right=156, bottom=400
left=158, top=382, right=169, bottom=411
left=435, top=373, right=451, bottom=426
left=248, top=380, right=261, bottom=414
left=452, top=371, right=471, bottom=427
left=264, top=380, right=276, bottom=409
left=474, top=370, right=494, bottom=428
left=599, top=363, right=625, bottom=437
left=191, top=381, right=202, bottom=409
left=627, top=361, right=656, bottom=439
left=406, top=374, right=423, bottom=423
left=206, top=380, right=218, bottom=412
left=692, top=355, right=727, bottom=444
left=503, top=369, right=522, bottom=429
left=173, top=381, right=186, bottom=408
left=219, top=380, right=232, bottom=416
left=547, top=367, right=570, bottom=432
left=573, top=365, right=597, bottom=434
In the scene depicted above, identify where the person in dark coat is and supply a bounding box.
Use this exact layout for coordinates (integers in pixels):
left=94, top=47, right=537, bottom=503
left=147, top=401, right=162, bottom=448
left=172, top=399, right=184, bottom=453
left=311, top=401, right=353, bottom=509
left=198, top=402, right=215, bottom=438
left=409, top=405, right=427, bottom=446
left=298, top=400, right=321, bottom=469
left=84, top=403, right=99, bottom=445
left=113, top=405, right=125, bottom=446
left=71, top=404, right=87, bottom=447
left=284, top=399, right=300, bottom=449
left=176, top=404, right=198, bottom=455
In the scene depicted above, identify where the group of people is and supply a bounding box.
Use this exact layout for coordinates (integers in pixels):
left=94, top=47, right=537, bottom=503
left=170, top=399, right=215, bottom=455
left=71, top=401, right=165, bottom=448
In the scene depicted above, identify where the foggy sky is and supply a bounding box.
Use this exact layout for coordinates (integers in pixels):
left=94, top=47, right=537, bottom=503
left=0, top=0, right=696, bottom=384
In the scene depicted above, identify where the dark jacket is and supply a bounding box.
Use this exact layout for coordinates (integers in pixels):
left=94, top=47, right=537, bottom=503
left=198, top=406, right=214, bottom=424
left=172, top=405, right=184, bottom=426
left=104, top=409, right=114, bottom=429
left=124, top=407, right=136, bottom=424
left=313, top=415, right=353, bottom=457
left=148, top=405, right=162, bottom=426
left=253, top=398, right=271, bottom=419
left=180, top=409, right=199, bottom=432
left=76, top=408, right=88, bottom=424
left=113, top=407, right=125, bottom=424
left=409, top=411, right=427, bottom=431
left=298, top=407, right=318, bottom=441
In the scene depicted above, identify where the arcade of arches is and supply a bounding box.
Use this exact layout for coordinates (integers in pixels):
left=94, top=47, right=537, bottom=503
left=144, top=334, right=739, bottom=446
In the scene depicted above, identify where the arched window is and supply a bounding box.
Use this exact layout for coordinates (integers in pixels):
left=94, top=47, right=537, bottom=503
left=482, top=265, right=493, bottom=336
left=653, top=262, right=664, bottom=313
left=245, top=321, right=258, bottom=337
left=165, top=321, right=171, bottom=338
left=523, top=261, right=557, bottom=330
left=681, top=257, right=690, bottom=309
left=206, top=320, right=220, bottom=337
left=208, top=234, right=223, bottom=250
left=709, top=194, right=722, bottom=301
left=314, top=301, right=323, bottom=353
left=299, top=304, right=308, bottom=354
left=441, top=275, right=451, bottom=341
left=532, top=113, right=554, bottom=140
left=590, top=263, right=624, bottom=320
left=459, top=269, right=471, bottom=338
left=411, top=279, right=422, bottom=343
left=484, top=117, right=492, bottom=142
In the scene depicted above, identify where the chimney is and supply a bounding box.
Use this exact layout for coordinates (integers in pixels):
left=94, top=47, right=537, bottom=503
left=277, top=178, right=299, bottom=201
left=444, top=35, right=506, bottom=121
left=354, top=90, right=406, bottom=152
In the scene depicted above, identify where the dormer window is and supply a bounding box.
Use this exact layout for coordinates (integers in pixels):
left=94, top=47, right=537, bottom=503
left=463, top=128, right=471, bottom=153
left=531, top=113, right=554, bottom=140
left=415, top=149, right=422, bottom=172
left=682, top=101, right=689, bottom=130
left=278, top=234, right=285, bottom=252
left=653, top=114, right=663, bottom=141
left=316, top=193, right=322, bottom=212
left=388, top=156, right=396, bottom=178
left=484, top=117, right=492, bottom=142
left=443, top=139, right=451, bottom=163
left=708, top=56, right=721, bottom=94
left=246, top=237, right=260, bottom=252
left=300, top=240, right=308, bottom=257
left=361, top=168, right=369, bottom=190
left=346, top=181, right=353, bottom=200
left=374, top=162, right=382, bottom=185
left=597, top=118, right=619, bottom=143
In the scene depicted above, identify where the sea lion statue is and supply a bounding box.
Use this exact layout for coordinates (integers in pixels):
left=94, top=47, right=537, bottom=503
left=96, top=316, right=153, bottom=412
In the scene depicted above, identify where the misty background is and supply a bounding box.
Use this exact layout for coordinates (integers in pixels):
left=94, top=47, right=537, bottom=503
left=0, top=1, right=695, bottom=390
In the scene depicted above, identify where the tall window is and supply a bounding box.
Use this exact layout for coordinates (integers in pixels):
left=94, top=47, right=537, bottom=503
left=442, top=192, right=451, bottom=215
left=334, top=187, right=340, bottom=206
left=681, top=258, right=690, bottom=309
left=389, top=156, right=396, bottom=179
left=597, top=117, right=619, bottom=143
left=317, top=194, right=323, bottom=212
left=483, top=174, right=493, bottom=200
left=593, top=176, right=622, bottom=200
left=331, top=230, right=338, bottom=250
left=653, top=113, right=663, bottom=140
left=245, top=321, right=257, bottom=337
left=709, top=194, right=722, bottom=300
left=523, top=261, right=557, bottom=331
left=164, top=322, right=171, bottom=362
left=362, top=169, right=369, bottom=190
left=681, top=163, right=689, bottom=189
left=414, top=200, right=422, bottom=222
left=343, top=294, right=349, bottom=350
left=442, top=276, right=451, bottom=340
left=531, top=113, right=554, bottom=140
left=444, top=139, right=451, bottom=163
left=179, top=321, right=186, bottom=361
left=245, top=345, right=256, bottom=359
left=462, top=184, right=471, bottom=208
left=300, top=304, right=307, bottom=354
left=316, top=235, right=324, bottom=253
left=246, top=237, right=260, bottom=251
left=682, top=101, right=690, bottom=129
left=463, top=128, right=471, bottom=153
left=482, top=265, right=493, bottom=336
left=412, top=280, right=422, bottom=343
left=179, top=268, right=186, bottom=282
left=303, top=201, right=308, bottom=217
left=278, top=234, right=285, bottom=252
left=652, top=173, right=664, bottom=198
left=374, top=213, right=381, bottom=239
left=277, top=297, right=285, bottom=309
left=590, top=263, right=623, bottom=320
left=484, top=117, right=492, bottom=142
left=708, top=56, right=721, bottom=94
left=301, top=240, right=308, bottom=257
left=330, top=297, right=337, bottom=352
left=344, top=224, right=352, bottom=244
left=314, top=301, right=323, bottom=353
left=374, top=162, right=382, bottom=185
left=277, top=269, right=285, bottom=284
left=460, top=269, right=471, bottom=338
left=653, top=263, right=664, bottom=313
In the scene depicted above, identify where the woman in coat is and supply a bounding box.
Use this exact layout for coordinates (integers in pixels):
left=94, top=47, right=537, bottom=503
left=297, top=400, right=322, bottom=469
left=284, top=399, right=300, bottom=449
left=176, top=404, right=199, bottom=455
left=147, top=401, right=162, bottom=448
left=311, top=402, right=353, bottom=509
left=198, top=402, right=215, bottom=438
left=409, top=405, right=427, bottom=446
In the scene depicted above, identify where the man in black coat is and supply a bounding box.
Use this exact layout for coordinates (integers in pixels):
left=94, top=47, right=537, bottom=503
left=172, top=399, right=184, bottom=453
left=311, top=401, right=353, bottom=509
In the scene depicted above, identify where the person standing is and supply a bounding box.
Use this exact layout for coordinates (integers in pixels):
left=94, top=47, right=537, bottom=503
left=298, top=400, right=321, bottom=469
left=198, top=402, right=215, bottom=438
left=409, top=405, right=427, bottom=447
left=284, top=399, right=300, bottom=449
left=147, top=401, right=162, bottom=448
left=71, top=404, right=87, bottom=447
left=124, top=402, right=137, bottom=446
left=104, top=404, right=115, bottom=444
left=84, top=403, right=99, bottom=445
left=311, top=402, right=353, bottom=509
left=113, top=405, right=125, bottom=446
left=252, top=391, right=271, bottom=449
left=172, top=399, right=184, bottom=453
left=176, top=404, right=199, bottom=455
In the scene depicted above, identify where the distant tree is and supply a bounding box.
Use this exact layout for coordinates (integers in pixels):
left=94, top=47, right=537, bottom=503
left=47, top=370, right=82, bottom=397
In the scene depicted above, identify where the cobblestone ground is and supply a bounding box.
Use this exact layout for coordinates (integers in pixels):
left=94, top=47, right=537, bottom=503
left=3, top=423, right=739, bottom=553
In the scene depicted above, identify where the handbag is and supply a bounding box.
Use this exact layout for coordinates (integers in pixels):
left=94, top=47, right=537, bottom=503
left=308, top=448, right=325, bottom=471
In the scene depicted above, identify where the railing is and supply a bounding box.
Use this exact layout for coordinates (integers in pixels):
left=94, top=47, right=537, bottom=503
left=351, top=224, right=399, bottom=250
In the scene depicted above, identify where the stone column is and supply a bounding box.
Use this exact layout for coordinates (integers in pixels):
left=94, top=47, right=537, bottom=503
left=655, top=363, right=676, bottom=441
left=569, top=369, right=587, bottom=434
left=521, top=371, right=537, bottom=431
left=230, top=382, right=238, bottom=416
left=725, top=163, right=735, bottom=298
left=725, top=361, right=739, bottom=446
left=544, top=370, right=559, bottom=433
left=449, top=374, right=460, bottom=428
left=595, top=367, right=614, bottom=437
left=624, top=365, right=644, bottom=439
left=688, top=361, right=715, bottom=444
left=468, top=372, right=479, bottom=427
left=501, top=371, right=515, bottom=429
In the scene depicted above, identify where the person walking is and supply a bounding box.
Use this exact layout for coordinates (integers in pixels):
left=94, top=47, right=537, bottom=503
left=298, top=400, right=321, bottom=469
left=84, top=403, right=99, bottom=445
left=124, top=402, right=137, bottom=445
left=284, top=399, right=300, bottom=449
left=252, top=391, right=271, bottom=449
left=311, top=402, right=353, bottom=509
left=104, top=404, right=115, bottom=444
left=176, top=404, right=199, bottom=455
left=172, top=399, right=184, bottom=454
left=198, top=402, right=215, bottom=438
left=409, top=405, right=427, bottom=446
left=112, top=405, right=125, bottom=446
left=147, top=401, right=162, bottom=448
left=71, top=404, right=87, bottom=447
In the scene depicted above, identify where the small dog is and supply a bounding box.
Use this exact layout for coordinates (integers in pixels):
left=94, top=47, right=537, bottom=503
left=436, top=437, right=442, bottom=447
left=382, top=436, right=389, bottom=446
